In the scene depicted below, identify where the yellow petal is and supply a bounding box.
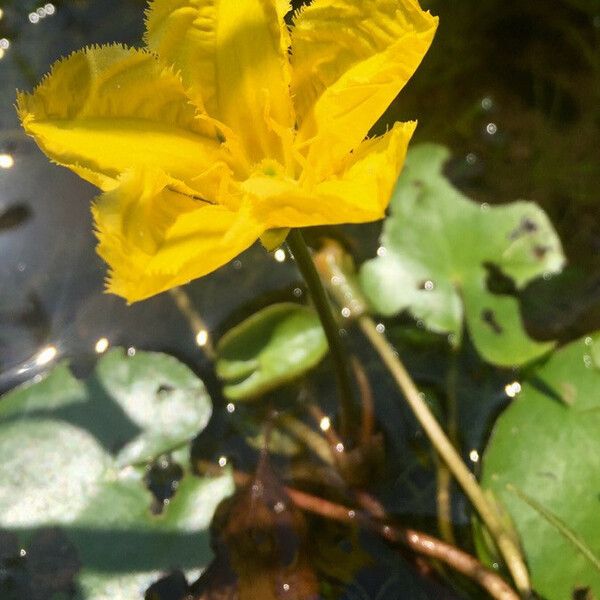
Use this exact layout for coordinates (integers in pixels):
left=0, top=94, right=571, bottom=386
left=246, top=121, right=416, bottom=228
left=291, top=0, right=437, bottom=180
left=145, top=0, right=295, bottom=165
left=93, top=169, right=264, bottom=302
left=17, top=45, right=228, bottom=195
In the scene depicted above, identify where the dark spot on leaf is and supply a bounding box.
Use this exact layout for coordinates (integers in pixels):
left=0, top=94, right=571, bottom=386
left=484, top=263, right=517, bottom=295
left=412, top=179, right=424, bottom=189
left=0, top=204, right=32, bottom=231
left=481, top=309, right=503, bottom=334
left=157, top=384, right=175, bottom=394
left=533, top=245, right=550, bottom=259
left=145, top=456, right=184, bottom=514
left=572, top=587, right=594, bottom=600
left=509, top=216, right=538, bottom=240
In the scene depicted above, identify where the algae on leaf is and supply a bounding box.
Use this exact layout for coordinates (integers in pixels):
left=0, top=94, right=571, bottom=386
left=480, top=333, right=600, bottom=599
left=360, top=144, right=565, bottom=366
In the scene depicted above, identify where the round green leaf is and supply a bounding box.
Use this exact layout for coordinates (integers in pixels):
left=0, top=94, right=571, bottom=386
left=0, top=348, right=212, bottom=467
left=0, top=353, right=231, bottom=600
left=95, top=348, right=212, bottom=466
left=360, top=144, right=565, bottom=366
left=216, top=303, right=328, bottom=401
left=480, top=333, right=600, bottom=599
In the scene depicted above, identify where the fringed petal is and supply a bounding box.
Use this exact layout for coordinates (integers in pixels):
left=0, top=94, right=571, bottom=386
left=93, top=169, right=264, bottom=302
left=246, top=121, right=416, bottom=227
left=291, top=0, right=437, bottom=180
left=145, top=0, right=295, bottom=165
left=17, top=45, right=228, bottom=195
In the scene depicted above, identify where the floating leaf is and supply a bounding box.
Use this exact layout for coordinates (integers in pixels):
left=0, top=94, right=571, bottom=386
left=360, top=144, right=565, bottom=366
left=216, top=303, right=328, bottom=401
left=0, top=348, right=213, bottom=466
left=0, top=350, right=233, bottom=599
left=480, top=333, right=600, bottom=599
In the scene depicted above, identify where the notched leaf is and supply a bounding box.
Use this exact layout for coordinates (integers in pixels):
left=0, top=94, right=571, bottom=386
left=360, top=143, right=565, bottom=366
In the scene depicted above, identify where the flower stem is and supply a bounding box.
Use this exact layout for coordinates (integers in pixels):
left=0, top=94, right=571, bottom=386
left=286, top=230, right=355, bottom=438
left=358, top=314, right=531, bottom=596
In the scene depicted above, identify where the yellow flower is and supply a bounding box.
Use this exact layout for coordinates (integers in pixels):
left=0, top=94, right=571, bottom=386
left=17, top=0, right=437, bottom=302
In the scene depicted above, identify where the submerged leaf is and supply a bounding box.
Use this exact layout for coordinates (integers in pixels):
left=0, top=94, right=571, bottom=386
left=360, top=143, right=565, bottom=366
left=480, top=333, right=600, bottom=599
left=216, top=303, right=328, bottom=401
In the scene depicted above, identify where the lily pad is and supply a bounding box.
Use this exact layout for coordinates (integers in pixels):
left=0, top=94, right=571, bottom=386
left=0, top=350, right=233, bottom=599
left=480, top=333, right=600, bottom=599
left=359, top=144, right=565, bottom=366
left=216, top=303, right=328, bottom=401
left=0, top=348, right=213, bottom=466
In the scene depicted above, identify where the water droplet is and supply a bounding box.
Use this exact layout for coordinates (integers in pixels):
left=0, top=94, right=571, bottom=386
left=341, top=307, right=351, bottom=318
left=195, top=329, right=209, bottom=347
left=226, top=402, right=235, bottom=414
left=469, top=449, right=480, bottom=463
left=251, top=481, right=264, bottom=498
left=504, top=381, right=522, bottom=398
left=232, top=259, right=242, bottom=270
left=0, top=38, right=9, bottom=50
left=44, top=3, right=56, bottom=15
left=416, top=319, right=424, bottom=328
left=584, top=336, right=593, bottom=346
left=348, top=510, right=356, bottom=519
left=282, top=583, right=290, bottom=593
left=542, top=271, right=552, bottom=281
left=466, top=152, right=478, bottom=165
left=127, top=346, right=136, bottom=357
left=376, top=322, right=385, bottom=333
left=335, top=442, right=345, bottom=453
left=274, top=501, right=286, bottom=514
left=319, top=416, right=331, bottom=432
left=36, top=345, right=57, bottom=366
left=481, top=96, right=494, bottom=111
left=29, top=12, right=40, bottom=23
left=0, top=153, right=14, bottom=169
left=448, top=333, right=457, bottom=345
left=218, top=456, right=227, bottom=467
left=486, top=122, right=498, bottom=135
left=19, top=548, right=26, bottom=557
left=94, top=337, right=109, bottom=354
left=376, top=246, right=387, bottom=257
left=423, top=280, right=435, bottom=291
left=480, top=202, right=490, bottom=212
left=36, top=7, right=46, bottom=17
left=273, top=248, right=286, bottom=262
left=583, top=354, right=593, bottom=369
left=331, top=275, right=342, bottom=286
left=292, top=287, right=302, bottom=298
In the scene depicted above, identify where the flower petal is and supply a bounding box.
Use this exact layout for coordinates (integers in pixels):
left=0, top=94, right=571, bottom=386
left=93, top=169, right=264, bottom=302
left=17, top=45, right=228, bottom=195
left=246, top=121, right=416, bottom=227
left=145, top=0, right=295, bottom=165
left=291, top=0, right=437, bottom=180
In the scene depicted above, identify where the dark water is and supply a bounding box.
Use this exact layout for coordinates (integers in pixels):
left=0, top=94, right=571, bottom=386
left=0, top=1, right=598, bottom=598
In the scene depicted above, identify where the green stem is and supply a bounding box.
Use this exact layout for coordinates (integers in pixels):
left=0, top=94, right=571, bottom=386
left=287, top=230, right=355, bottom=438
left=358, top=315, right=531, bottom=597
